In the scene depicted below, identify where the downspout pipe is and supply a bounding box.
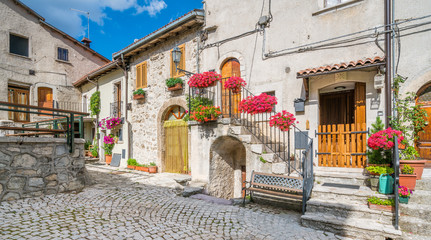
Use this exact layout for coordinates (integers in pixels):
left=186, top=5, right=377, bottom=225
left=384, top=0, right=392, bottom=127
left=118, top=54, right=131, bottom=160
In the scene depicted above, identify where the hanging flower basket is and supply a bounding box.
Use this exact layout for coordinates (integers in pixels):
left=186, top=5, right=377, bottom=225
left=239, top=93, right=277, bottom=115
left=188, top=72, right=222, bottom=88
left=189, top=105, right=222, bottom=123
left=99, top=117, right=122, bottom=130
left=168, top=83, right=183, bottom=91
left=224, top=76, right=246, bottom=93
left=269, top=111, right=296, bottom=131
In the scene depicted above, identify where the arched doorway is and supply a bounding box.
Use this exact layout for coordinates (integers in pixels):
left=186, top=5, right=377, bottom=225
left=209, top=136, right=246, bottom=199
left=416, top=84, right=431, bottom=164
left=221, top=58, right=241, bottom=117
left=163, top=106, right=188, bottom=173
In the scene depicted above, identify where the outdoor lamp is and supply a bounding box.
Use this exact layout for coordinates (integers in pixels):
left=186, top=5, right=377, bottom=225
left=172, top=46, right=181, bottom=70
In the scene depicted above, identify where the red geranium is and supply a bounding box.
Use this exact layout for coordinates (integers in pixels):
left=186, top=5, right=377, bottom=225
left=188, top=71, right=222, bottom=88
left=239, top=93, right=277, bottom=115
left=367, top=127, right=404, bottom=150
left=189, top=105, right=222, bottom=122
left=223, top=76, right=246, bottom=90
left=269, top=111, right=296, bottom=131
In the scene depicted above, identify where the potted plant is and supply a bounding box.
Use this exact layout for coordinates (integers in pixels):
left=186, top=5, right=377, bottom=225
left=133, top=88, right=146, bottom=100
left=84, top=140, right=92, bottom=156
left=102, top=135, right=115, bottom=165
left=189, top=105, right=222, bottom=123
left=391, top=75, right=428, bottom=179
left=269, top=110, right=296, bottom=132
left=365, top=166, right=394, bottom=191
left=99, top=117, right=122, bottom=130
left=399, top=164, right=417, bottom=190
left=142, top=164, right=149, bottom=172
left=239, top=93, right=277, bottom=115
left=148, top=162, right=157, bottom=173
left=127, top=158, right=137, bottom=170
left=367, top=196, right=395, bottom=211
left=366, top=117, right=392, bottom=166
left=223, top=76, right=246, bottom=93
left=166, top=78, right=184, bottom=91
left=187, top=71, right=222, bottom=88
left=90, top=144, right=98, bottom=158
left=398, top=185, right=412, bottom=204
left=135, top=163, right=146, bottom=171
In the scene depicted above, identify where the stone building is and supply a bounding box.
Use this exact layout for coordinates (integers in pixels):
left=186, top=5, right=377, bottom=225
left=0, top=0, right=109, bottom=123
left=74, top=10, right=204, bottom=166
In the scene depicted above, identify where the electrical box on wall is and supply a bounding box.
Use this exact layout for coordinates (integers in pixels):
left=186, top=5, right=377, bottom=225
left=374, top=73, right=385, bottom=90
left=294, top=98, right=305, bottom=112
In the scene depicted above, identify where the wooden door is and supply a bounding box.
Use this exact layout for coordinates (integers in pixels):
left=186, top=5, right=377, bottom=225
left=8, top=86, right=30, bottom=122
left=164, top=106, right=188, bottom=173
left=115, top=83, right=121, bottom=118
left=38, top=87, right=53, bottom=115
left=241, top=166, right=246, bottom=197
left=221, top=59, right=241, bottom=117
left=416, top=85, right=431, bottom=166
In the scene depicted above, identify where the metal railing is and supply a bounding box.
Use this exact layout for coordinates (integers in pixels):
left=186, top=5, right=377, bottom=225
left=22, top=116, right=85, bottom=139
left=393, top=136, right=400, bottom=229
left=54, top=100, right=83, bottom=113
left=110, top=101, right=123, bottom=118
left=0, top=101, right=88, bottom=153
left=302, top=137, right=314, bottom=214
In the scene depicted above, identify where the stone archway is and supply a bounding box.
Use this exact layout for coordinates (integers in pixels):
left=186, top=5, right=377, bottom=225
left=209, top=136, right=246, bottom=199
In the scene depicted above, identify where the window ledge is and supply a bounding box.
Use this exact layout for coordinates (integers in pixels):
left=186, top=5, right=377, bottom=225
left=312, top=0, right=364, bottom=16
left=55, top=59, right=71, bottom=64
left=8, top=52, right=31, bottom=60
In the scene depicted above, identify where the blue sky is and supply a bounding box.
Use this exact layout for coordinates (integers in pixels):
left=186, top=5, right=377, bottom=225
left=21, top=0, right=203, bottom=60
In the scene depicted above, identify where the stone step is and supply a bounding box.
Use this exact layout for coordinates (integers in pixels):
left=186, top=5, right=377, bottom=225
left=416, top=177, right=431, bottom=190
left=301, top=212, right=402, bottom=240
left=238, top=134, right=259, bottom=144
left=408, top=190, right=431, bottom=205
left=229, top=126, right=244, bottom=135
left=314, top=171, right=368, bottom=186
left=312, top=184, right=394, bottom=205
left=306, top=199, right=394, bottom=225
left=399, top=215, right=431, bottom=235
left=400, top=202, right=431, bottom=220
left=315, top=167, right=364, bottom=174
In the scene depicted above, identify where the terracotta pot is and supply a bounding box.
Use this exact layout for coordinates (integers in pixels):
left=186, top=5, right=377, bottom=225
left=133, top=94, right=145, bottom=100
left=231, top=87, right=241, bottom=94
left=399, top=174, right=417, bottom=190
left=168, top=83, right=183, bottom=91
left=400, top=160, right=427, bottom=179
left=127, top=165, right=135, bottom=170
left=366, top=163, right=391, bottom=167
left=135, top=166, right=146, bottom=171
left=368, top=202, right=394, bottom=212
left=143, top=167, right=149, bottom=172
left=369, top=175, right=379, bottom=191
left=105, top=154, right=112, bottom=165
left=148, top=166, right=157, bottom=173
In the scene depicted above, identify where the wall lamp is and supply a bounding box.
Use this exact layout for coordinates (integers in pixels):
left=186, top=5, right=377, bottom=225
left=172, top=46, right=195, bottom=76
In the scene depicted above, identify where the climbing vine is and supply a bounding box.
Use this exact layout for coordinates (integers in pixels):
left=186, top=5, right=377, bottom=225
left=90, top=91, right=101, bottom=116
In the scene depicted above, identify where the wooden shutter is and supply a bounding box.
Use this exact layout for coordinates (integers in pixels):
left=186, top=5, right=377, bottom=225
left=170, top=44, right=185, bottom=78
left=136, top=64, right=142, bottom=89
left=354, top=82, right=366, bottom=124
left=142, top=62, right=147, bottom=88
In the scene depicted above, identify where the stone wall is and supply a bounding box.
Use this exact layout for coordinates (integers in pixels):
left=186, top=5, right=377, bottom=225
left=0, top=137, right=87, bottom=201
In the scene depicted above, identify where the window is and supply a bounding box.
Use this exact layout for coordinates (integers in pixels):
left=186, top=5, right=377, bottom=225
left=325, top=0, right=350, bottom=8
left=136, top=61, right=147, bottom=89
left=8, top=85, right=30, bottom=122
left=264, top=91, right=276, bottom=112
left=170, top=44, right=185, bottom=78
left=9, top=34, right=29, bottom=57
left=57, top=47, right=69, bottom=61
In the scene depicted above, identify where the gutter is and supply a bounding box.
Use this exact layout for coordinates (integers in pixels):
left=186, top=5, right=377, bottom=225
left=112, top=10, right=204, bottom=59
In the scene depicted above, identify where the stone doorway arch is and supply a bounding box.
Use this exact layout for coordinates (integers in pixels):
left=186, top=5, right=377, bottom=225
left=209, top=136, right=246, bottom=199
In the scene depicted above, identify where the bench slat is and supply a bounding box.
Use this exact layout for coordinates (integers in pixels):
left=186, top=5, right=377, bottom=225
left=251, top=182, right=302, bottom=193
left=248, top=187, right=303, bottom=199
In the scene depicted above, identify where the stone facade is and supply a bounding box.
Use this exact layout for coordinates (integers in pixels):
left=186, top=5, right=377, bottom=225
left=0, top=137, right=87, bottom=201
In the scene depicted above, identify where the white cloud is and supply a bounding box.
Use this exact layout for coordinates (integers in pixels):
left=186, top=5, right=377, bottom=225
left=20, top=0, right=167, bottom=38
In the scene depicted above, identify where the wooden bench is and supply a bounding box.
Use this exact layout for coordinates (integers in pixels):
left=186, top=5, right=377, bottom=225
left=243, top=171, right=303, bottom=206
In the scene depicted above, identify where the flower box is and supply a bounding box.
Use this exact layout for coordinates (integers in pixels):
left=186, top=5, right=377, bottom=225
left=399, top=173, right=417, bottom=190
left=239, top=93, right=277, bottom=115
left=135, top=166, right=146, bottom=171
left=224, top=76, right=246, bottom=93
left=399, top=196, right=409, bottom=204
left=400, top=160, right=427, bottom=179
left=127, top=165, right=135, bottom=170
left=368, top=202, right=394, bottom=211
left=168, top=83, right=183, bottom=91
left=133, top=94, right=145, bottom=100
left=188, top=72, right=221, bottom=88
left=149, top=166, right=157, bottom=173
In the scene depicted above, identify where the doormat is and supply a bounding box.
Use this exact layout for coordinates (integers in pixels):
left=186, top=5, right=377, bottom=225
left=322, top=183, right=360, bottom=190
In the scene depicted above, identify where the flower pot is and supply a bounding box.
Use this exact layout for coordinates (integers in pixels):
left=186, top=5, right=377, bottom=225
left=148, top=166, right=157, bottom=173
left=366, top=163, right=391, bottom=167
left=208, top=81, right=217, bottom=87
left=369, top=175, right=379, bottom=191
left=168, top=83, right=183, bottom=91
left=400, top=160, right=427, bottom=180
left=368, top=202, right=394, bottom=211
left=231, top=87, right=241, bottom=94
left=399, top=174, right=417, bottom=190
left=399, top=196, right=409, bottom=204
left=135, top=166, right=146, bottom=171
left=105, top=154, right=112, bottom=165
left=127, top=165, right=135, bottom=170
left=143, top=167, right=149, bottom=172
left=378, top=174, right=394, bottom=195
left=133, top=94, right=145, bottom=100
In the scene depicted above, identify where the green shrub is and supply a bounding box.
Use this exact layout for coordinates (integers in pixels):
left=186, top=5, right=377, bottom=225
left=90, top=91, right=101, bottom=116
left=259, top=156, right=267, bottom=163
left=367, top=196, right=395, bottom=206
left=84, top=140, right=92, bottom=150
left=365, top=166, right=394, bottom=175
left=90, top=144, right=98, bottom=158
left=127, top=158, right=138, bottom=166
left=166, top=78, right=184, bottom=88
left=149, top=162, right=156, bottom=166
left=133, top=88, right=146, bottom=96
left=401, top=164, right=415, bottom=174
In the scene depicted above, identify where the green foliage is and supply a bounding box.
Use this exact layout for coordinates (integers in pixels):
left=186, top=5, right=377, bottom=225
left=90, top=144, right=98, bottom=158
left=259, top=156, right=267, bottom=163
left=183, top=96, right=214, bottom=121
left=391, top=75, right=428, bottom=159
left=401, top=164, right=415, bottom=174
left=365, top=166, right=394, bottom=175
left=166, top=78, right=184, bottom=88
left=90, top=91, right=101, bottom=116
left=367, top=117, right=392, bottom=164
left=133, top=88, right=146, bottom=96
left=84, top=140, right=92, bottom=150
left=367, top=196, right=395, bottom=206
left=127, top=158, right=138, bottom=166
left=149, top=162, right=156, bottom=166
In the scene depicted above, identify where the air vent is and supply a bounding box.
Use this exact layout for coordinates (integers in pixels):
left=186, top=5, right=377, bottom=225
left=29, top=70, right=35, bottom=75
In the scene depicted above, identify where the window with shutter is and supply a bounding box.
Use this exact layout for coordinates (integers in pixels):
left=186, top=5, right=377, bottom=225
left=170, top=44, right=185, bottom=78
left=136, top=61, right=147, bottom=89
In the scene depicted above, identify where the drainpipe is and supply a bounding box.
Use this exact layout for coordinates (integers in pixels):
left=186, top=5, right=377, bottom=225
left=384, top=0, right=392, bottom=127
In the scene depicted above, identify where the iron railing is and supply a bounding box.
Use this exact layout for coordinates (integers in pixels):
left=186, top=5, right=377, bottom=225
left=110, top=101, right=123, bottom=118
left=22, top=116, right=85, bottom=139
left=393, top=136, right=400, bottom=229
left=302, top=137, right=314, bottom=214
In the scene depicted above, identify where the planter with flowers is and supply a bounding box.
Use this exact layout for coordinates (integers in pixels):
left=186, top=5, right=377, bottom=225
left=148, top=162, right=157, bottom=173
left=166, top=78, right=184, bottom=91
left=99, top=117, right=122, bottom=131
left=239, top=93, right=277, bottom=115
left=269, top=110, right=296, bottom=132
left=398, top=185, right=412, bottom=204
left=189, top=105, right=222, bottom=123
left=367, top=196, right=395, bottom=211
left=133, top=88, right=146, bottom=100
left=188, top=72, right=222, bottom=88
left=399, top=164, right=417, bottom=190
left=365, top=166, right=394, bottom=191
left=224, top=76, right=246, bottom=94
left=102, top=135, right=115, bottom=165
left=366, top=117, right=393, bottom=167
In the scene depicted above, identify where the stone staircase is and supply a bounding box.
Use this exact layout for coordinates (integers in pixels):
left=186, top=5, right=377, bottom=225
left=301, top=167, right=402, bottom=240
left=399, top=170, right=431, bottom=237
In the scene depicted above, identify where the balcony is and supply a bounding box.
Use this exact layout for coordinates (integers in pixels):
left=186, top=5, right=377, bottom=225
left=53, top=101, right=84, bottom=113
left=110, top=101, right=123, bottom=118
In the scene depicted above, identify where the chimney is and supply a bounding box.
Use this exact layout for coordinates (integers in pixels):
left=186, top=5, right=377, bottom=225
left=81, top=37, right=92, bottom=48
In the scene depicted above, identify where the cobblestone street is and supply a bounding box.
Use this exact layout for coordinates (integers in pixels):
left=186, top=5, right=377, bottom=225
left=0, top=166, right=337, bottom=240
